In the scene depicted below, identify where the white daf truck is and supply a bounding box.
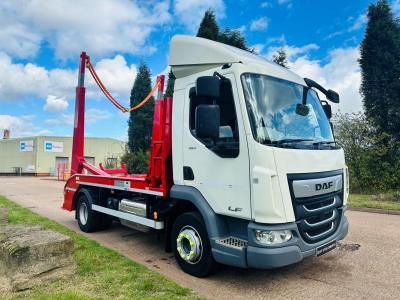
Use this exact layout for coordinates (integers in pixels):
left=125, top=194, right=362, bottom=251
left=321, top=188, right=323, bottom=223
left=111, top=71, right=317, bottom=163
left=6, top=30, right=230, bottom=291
left=66, top=35, right=349, bottom=277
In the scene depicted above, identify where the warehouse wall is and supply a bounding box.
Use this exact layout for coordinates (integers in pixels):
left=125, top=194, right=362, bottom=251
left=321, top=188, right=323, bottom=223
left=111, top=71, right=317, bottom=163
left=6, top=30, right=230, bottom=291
left=35, top=136, right=125, bottom=175
left=0, top=136, right=125, bottom=176
left=0, top=138, right=37, bottom=174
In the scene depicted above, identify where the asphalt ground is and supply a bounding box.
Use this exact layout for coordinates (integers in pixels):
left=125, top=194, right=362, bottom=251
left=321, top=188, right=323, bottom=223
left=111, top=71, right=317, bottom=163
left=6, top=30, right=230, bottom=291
left=0, top=176, right=399, bottom=299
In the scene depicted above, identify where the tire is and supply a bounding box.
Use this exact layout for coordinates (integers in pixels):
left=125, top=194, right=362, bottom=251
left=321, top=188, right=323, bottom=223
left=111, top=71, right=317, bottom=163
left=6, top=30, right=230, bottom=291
left=76, top=189, right=112, bottom=232
left=99, top=215, right=113, bottom=230
left=171, top=212, right=216, bottom=277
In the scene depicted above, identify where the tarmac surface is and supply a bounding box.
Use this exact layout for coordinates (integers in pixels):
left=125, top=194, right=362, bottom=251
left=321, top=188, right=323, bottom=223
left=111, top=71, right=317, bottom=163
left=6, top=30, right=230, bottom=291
left=0, top=176, right=399, bottom=299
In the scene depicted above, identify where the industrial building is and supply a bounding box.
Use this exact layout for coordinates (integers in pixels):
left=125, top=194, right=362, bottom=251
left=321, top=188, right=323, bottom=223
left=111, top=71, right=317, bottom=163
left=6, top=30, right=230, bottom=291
left=0, top=135, right=126, bottom=176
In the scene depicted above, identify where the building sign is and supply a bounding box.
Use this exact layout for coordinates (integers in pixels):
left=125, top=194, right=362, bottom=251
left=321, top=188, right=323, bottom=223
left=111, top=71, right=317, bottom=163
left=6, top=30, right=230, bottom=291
left=19, top=140, right=33, bottom=152
left=25, top=165, right=35, bottom=172
left=44, top=141, right=64, bottom=152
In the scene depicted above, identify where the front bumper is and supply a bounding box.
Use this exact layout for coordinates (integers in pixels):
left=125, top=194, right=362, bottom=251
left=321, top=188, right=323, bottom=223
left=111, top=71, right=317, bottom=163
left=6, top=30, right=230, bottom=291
left=246, top=214, right=349, bottom=269
left=211, top=212, right=349, bottom=269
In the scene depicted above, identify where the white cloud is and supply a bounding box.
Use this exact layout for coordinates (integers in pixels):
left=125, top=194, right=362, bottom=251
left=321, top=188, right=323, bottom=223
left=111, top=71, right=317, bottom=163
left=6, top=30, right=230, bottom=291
left=325, top=13, right=367, bottom=40
left=266, top=44, right=319, bottom=60
left=251, top=44, right=265, bottom=54
left=0, top=25, right=41, bottom=59
left=349, top=14, right=367, bottom=32
left=250, top=17, right=269, bottom=31
left=0, top=52, right=76, bottom=100
left=85, top=108, right=113, bottom=124
left=45, top=114, right=74, bottom=126
left=277, top=0, right=293, bottom=9
left=289, top=47, right=362, bottom=114
left=393, top=0, right=400, bottom=16
left=261, top=2, right=272, bottom=8
left=267, top=35, right=286, bottom=45
left=235, top=25, right=246, bottom=33
left=88, top=55, right=137, bottom=101
left=0, top=52, right=136, bottom=103
left=173, top=0, right=225, bottom=31
left=44, top=109, right=112, bottom=126
left=0, top=114, right=51, bottom=137
left=0, top=0, right=171, bottom=59
left=44, top=95, right=68, bottom=112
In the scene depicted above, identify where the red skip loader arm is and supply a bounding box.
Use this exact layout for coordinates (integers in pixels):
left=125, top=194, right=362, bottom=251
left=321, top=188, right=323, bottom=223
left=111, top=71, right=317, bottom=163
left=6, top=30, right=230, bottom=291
left=63, top=51, right=172, bottom=211
left=70, top=52, right=87, bottom=175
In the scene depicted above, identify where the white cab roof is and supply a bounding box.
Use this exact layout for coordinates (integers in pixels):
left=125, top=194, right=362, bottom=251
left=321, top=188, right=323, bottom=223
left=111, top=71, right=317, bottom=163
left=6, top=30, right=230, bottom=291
left=169, top=35, right=305, bottom=85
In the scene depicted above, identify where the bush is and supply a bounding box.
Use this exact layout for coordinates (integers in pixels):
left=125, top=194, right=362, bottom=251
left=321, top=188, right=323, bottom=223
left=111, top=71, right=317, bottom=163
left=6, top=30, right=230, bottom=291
left=333, top=112, right=400, bottom=193
left=121, top=149, right=149, bottom=174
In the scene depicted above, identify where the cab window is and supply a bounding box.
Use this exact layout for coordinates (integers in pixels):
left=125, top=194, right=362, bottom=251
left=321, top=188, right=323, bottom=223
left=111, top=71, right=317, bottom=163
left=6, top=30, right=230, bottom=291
left=189, top=76, right=239, bottom=158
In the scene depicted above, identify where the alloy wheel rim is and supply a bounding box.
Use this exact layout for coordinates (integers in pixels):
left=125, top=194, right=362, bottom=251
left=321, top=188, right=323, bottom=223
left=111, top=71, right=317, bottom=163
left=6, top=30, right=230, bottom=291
left=79, top=202, right=88, bottom=225
left=176, top=225, right=203, bottom=264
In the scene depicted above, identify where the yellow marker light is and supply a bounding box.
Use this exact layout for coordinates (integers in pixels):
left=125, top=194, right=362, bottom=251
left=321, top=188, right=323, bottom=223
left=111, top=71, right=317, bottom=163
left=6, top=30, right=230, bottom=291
left=153, top=211, right=158, bottom=220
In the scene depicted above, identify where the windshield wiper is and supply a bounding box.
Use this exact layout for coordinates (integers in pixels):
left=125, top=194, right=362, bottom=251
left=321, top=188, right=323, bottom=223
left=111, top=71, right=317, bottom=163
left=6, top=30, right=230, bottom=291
left=273, top=139, right=314, bottom=145
left=261, top=138, right=314, bottom=147
left=313, top=141, right=337, bottom=149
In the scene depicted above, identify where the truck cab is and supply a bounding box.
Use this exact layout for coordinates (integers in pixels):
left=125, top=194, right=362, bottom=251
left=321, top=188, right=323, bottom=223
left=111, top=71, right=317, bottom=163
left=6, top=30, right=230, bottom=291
left=168, top=35, right=348, bottom=272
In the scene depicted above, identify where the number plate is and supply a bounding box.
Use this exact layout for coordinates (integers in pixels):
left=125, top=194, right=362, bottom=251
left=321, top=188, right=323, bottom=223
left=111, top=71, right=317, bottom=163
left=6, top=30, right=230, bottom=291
left=316, top=240, right=337, bottom=257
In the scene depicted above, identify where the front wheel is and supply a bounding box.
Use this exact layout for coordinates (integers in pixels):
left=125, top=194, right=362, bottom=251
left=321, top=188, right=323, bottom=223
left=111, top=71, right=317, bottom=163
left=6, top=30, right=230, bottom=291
left=171, top=212, right=216, bottom=277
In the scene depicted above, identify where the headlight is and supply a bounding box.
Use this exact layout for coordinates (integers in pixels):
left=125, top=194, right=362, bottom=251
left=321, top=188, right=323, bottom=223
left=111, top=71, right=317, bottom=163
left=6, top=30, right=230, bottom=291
left=345, top=167, right=350, bottom=195
left=255, top=230, right=292, bottom=245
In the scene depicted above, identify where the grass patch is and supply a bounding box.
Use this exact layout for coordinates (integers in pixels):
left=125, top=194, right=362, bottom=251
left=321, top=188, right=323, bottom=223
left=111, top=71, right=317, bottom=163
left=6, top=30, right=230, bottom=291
left=0, top=195, right=199, bottom=300
left=348, top=194, right=400, bottom=211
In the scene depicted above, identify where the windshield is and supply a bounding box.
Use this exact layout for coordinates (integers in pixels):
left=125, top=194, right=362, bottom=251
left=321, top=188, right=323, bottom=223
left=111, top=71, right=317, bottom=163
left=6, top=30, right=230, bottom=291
left=241, top=73, right=334, bottom=147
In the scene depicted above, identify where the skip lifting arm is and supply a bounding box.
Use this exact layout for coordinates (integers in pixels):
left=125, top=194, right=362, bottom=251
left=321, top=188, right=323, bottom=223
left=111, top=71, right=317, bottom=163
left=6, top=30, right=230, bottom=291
left=63, top=51, right=172, bottom=212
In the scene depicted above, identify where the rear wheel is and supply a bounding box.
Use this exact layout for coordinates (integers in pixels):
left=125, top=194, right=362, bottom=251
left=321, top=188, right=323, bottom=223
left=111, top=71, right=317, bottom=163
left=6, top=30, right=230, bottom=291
left=76, top=189, right=112, bottom=232
left=172, top=212, right=216, bottom=277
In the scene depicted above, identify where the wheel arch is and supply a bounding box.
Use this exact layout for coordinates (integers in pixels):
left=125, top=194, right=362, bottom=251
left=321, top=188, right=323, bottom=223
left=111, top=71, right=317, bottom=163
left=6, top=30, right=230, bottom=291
left=165, top=185, right=228, bottom=251
left=74, top=186, right=98, bottom=219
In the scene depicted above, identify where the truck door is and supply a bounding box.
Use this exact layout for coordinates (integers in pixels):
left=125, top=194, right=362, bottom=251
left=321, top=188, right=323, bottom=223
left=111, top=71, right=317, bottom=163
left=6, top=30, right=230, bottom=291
left=182, top=73, right=251, bottom=219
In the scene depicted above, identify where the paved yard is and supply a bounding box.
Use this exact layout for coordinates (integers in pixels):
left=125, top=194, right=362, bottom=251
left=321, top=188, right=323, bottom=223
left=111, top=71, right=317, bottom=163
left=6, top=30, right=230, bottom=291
left=0, top=176, right=399, bottom=299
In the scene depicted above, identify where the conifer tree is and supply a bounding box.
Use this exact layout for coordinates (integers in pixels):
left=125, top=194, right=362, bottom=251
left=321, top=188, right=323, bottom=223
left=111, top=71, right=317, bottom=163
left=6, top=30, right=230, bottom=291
left=196, top=9, right=220, bottom=40
left=164, top=69, right=175, bottom=97
left=273, top=47, right=289, bottom=68
left=360, top=0, right=400, bottom=140
left=218, top=28, right=253, bottom=52
left=127, top=61, right=154, bottom=151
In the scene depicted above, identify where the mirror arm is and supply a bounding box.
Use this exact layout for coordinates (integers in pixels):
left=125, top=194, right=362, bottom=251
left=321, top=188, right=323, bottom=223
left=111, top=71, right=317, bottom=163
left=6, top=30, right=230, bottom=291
left=213, top=71, right=228, bottom=81
left=302, top=87, right=309, bottom=104
left=304, top=78, right=328, bottom=95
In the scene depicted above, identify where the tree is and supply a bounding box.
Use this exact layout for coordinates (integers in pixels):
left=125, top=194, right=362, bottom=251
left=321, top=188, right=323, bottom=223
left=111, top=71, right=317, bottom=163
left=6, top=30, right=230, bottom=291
left=273, top=47, right=289, bottom=68
left=196, top=9, right=220, bottom=41
left=164, top=69, right=175, bottom=97
left=218, top=28, right=253, bottom=52
left=196, top=9, right=252, bottom=51
left=333, top=112, right=400, bottom=193
left=359, top=0, right=400, bottom=141
left=127, top=61, right=154, bottom=152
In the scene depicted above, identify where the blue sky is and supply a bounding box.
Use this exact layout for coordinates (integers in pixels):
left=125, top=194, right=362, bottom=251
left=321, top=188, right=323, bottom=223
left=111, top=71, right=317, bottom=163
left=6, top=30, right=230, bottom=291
left=1, top=0, right=399, bottom=139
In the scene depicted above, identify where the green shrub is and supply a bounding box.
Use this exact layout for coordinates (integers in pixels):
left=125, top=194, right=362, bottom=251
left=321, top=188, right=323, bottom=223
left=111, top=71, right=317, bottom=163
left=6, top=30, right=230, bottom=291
left=333, top=112, right=400, bottom=193
left=121, top=149, right=149, bottom=174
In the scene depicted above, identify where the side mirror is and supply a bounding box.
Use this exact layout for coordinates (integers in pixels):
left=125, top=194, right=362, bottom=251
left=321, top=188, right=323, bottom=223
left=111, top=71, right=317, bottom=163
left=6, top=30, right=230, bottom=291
left=195, top=104, right=220, bottom=140
left=321, top=101, right=332, bottom=119
left=196, top=76, right=220, bottom=98
left=326, top=90, right=339, bottom=103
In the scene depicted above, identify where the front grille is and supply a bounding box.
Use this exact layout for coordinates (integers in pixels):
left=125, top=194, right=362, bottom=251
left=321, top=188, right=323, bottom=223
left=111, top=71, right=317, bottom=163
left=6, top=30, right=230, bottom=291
left=288, top=171, right=344, bottom=244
